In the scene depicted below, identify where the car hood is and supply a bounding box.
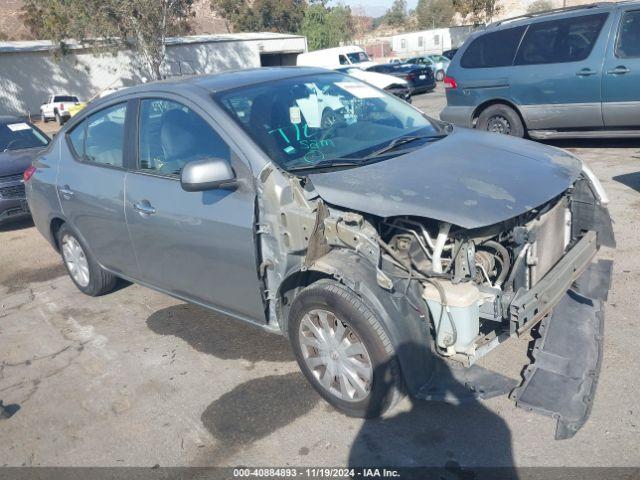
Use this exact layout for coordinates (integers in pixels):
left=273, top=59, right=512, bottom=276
left=0, top=147, right=44, bottom=177
left=308, top=128, right=583, bottom=230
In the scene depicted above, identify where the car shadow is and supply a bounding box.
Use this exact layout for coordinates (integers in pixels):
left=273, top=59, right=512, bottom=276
left=146, top=303, right=293, bottom=362
left=612, top=172, right=640, bottom=193
left=0, top=217, right=34, bottom=232
left=348, top=343, right=516, bottom=475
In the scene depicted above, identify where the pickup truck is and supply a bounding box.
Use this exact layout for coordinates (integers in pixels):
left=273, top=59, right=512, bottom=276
left=40, top=95, right=81, bottom=125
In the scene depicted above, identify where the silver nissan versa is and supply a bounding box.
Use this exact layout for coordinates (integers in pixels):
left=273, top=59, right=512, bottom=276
left=26, top=67, right=615, bottom=439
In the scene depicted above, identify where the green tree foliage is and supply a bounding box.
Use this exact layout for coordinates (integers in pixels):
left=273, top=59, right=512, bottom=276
left=300, top=3, right=354, bottom=51
left=527, top=0, right=554, bottom=14
left=211, top=0, right=306, bottom=33
left=385, top=0, right=408, bottom=26
left=452, top=0, right=502, bottom=23
left=416, top=0, right=455, bottom=28
left=21, top=0, right=194, bottom=80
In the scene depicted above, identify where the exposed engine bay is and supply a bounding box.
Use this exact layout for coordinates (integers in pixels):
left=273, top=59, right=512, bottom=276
left=256, top=160, right=613, bottom=368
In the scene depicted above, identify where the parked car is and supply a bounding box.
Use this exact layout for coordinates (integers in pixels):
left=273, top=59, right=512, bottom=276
left=0, top=116, right=49, bottom=224
left=367, top=63, right=436, bottom=94
left=27, top=68, right=614, bottom=437
left=405, top=55, right=450, bottom=81
left=297, top=46, right=377, bottom=70
left=40, top=94, right=81, bottom=125
left=441, top=2, right=640, bottom=139
left=336, top=67, right=412, bottom=103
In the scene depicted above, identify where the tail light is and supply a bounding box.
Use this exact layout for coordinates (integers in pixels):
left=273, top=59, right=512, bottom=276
left=59, top=103, right=65, bottom=110
left=405, top=73, right=416, bottom=81
left=444, top=75, right=458, bottom=89
left=23, top=165, right=37, bottom=182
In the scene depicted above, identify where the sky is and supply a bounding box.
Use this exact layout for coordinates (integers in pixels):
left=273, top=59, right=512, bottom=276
left=329, top=0, right=420, bottom=18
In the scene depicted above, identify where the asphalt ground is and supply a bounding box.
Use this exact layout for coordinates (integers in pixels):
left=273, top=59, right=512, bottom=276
left=1, top=84, right=639, bottom=469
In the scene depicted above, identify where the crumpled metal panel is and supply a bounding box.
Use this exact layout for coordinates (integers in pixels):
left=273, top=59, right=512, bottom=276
left=309, top=127, right=581, bottom=229
left=512, top=260, right=613, bottom=439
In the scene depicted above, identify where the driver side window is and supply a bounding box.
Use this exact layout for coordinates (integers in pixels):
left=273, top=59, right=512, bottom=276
left=137, top=99, right=230, bottom=176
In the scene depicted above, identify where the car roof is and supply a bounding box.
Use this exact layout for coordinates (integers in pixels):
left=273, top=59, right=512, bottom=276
left=103, top=67, right=332, bottom=99
left=486, top=0, right=633, bottom=30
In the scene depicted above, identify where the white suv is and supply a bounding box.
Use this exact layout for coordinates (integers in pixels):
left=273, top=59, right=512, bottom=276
left=40, top=94, right=81, bottom=125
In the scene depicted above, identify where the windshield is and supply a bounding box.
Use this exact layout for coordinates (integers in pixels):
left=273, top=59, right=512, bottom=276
left=53, top=96, right=79, bottom=103
left=346, top=51, right=370, bottom=64
left=216, top=72, right=442, bottom=172
left=0, top=122, right=49, bottom=152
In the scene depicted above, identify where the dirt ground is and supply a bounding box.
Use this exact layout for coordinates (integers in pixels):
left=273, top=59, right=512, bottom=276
left=1, top=85, right=639, bottom=468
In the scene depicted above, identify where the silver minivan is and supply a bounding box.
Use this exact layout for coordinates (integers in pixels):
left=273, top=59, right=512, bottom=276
left=27, top=68, right=614, bottom=437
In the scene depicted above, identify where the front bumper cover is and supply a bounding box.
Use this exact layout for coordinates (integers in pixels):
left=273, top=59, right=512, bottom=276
left=511, top=259, right=613, bottom=439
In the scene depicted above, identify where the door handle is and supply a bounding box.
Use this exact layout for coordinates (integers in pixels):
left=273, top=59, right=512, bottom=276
left=133, top=200, right=156, bottom=216
left=607, top=66, right=630, bottom=75
left=58, top=185, right=74, bottom=198
left=576, top=68, right=597, bottom=77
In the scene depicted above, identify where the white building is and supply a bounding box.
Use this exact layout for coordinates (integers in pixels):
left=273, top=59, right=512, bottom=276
left=391, top=26, right=480, bottom=57
left=0, top=32, right=307, bottom=117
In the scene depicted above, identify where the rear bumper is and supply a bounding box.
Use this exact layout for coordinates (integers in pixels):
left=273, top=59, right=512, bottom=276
left=440, top=105, right=474, bottom=128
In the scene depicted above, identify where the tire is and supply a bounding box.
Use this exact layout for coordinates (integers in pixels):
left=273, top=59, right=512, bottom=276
left=41, top=112, right=48, bottom=123
left=436, top=69, right=445, bottom=81
left=288, top=279, right=404, bottom=418
left=56, top=223, right=117, bottom=296
left=476, top=104, right=525, bottom=138
left=55, top=112, right=62, bottom=125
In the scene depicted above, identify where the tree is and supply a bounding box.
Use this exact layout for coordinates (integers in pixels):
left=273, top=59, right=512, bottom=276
left=300, top=3, right=354, bottom=51
left=385, top=0, right=408, bottom=26
left=527, top=0, right=553, bottom=14
left=211, top=0, right=306, bottom=33
left=416, top=0, right=455, bottom=28
left=21, top=0, right=194, bottom=80
left=452, top=0, right=502, bottom=23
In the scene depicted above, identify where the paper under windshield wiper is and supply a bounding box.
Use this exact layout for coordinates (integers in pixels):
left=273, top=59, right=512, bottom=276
left=363, top=134, right=446, bottom=159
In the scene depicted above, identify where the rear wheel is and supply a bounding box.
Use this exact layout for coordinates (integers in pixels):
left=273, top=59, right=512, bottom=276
left=55, top=112, right=62, bottom=125
left=41, top=112, right=48, bottom=123
left=288, top=280, right=404, bottom=418
left=476, top=104, right=525, bottom=138
left=56, top=223, right=117, bottom=296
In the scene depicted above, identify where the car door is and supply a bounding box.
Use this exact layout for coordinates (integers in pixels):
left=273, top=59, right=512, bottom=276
left=58, top=101, right=138, bottom=277
left=602, top=8, right=640, bottom=127
left=510, top=12, right=612, bottom=130
left=124, top=96, right=265, bottom=323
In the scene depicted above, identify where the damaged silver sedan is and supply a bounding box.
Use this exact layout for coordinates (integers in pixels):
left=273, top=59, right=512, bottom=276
left=26, top=68, right=615, bottom=439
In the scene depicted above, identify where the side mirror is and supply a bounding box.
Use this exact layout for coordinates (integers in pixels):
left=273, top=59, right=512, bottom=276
left=180, top=157, right=236, bottom=192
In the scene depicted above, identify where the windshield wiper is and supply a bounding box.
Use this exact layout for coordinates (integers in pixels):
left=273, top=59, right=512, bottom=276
left=287, top=159, right=363, bottom=173
left=362, top=134, right=446, bottom=159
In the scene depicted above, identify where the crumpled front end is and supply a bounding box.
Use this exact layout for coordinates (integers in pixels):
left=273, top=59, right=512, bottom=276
left=255, top=157, right=614, bottom=438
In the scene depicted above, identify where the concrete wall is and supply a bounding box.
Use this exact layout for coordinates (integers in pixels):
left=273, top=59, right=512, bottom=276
left=0, top=35, right=306, bottom=117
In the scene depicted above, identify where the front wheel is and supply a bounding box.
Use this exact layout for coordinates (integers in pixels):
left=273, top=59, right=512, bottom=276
left=288, top=280, right=404, bottom=418
left=56, top=223, right=117, bottom=296
left=476, top=104, right=525, bottom=138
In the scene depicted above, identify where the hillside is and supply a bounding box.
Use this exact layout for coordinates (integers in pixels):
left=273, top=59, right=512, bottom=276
left=0, top=0, right=229, bottom=41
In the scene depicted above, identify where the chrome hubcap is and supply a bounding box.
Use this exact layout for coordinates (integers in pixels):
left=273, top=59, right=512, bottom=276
left=298, top=309, right=373, bottom=402
left=61, top=234, right=90, bottom=287
left=487, top=115, right=511, bottom=135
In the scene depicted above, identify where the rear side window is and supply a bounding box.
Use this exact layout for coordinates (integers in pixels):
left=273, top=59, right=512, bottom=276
left=68, top=103, right=126, bottom=167
left=461, top=26, right=526, bottom=68
left=515, top=13, right=608, bottom=65
left=616, top=10, right=640, bottom=58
